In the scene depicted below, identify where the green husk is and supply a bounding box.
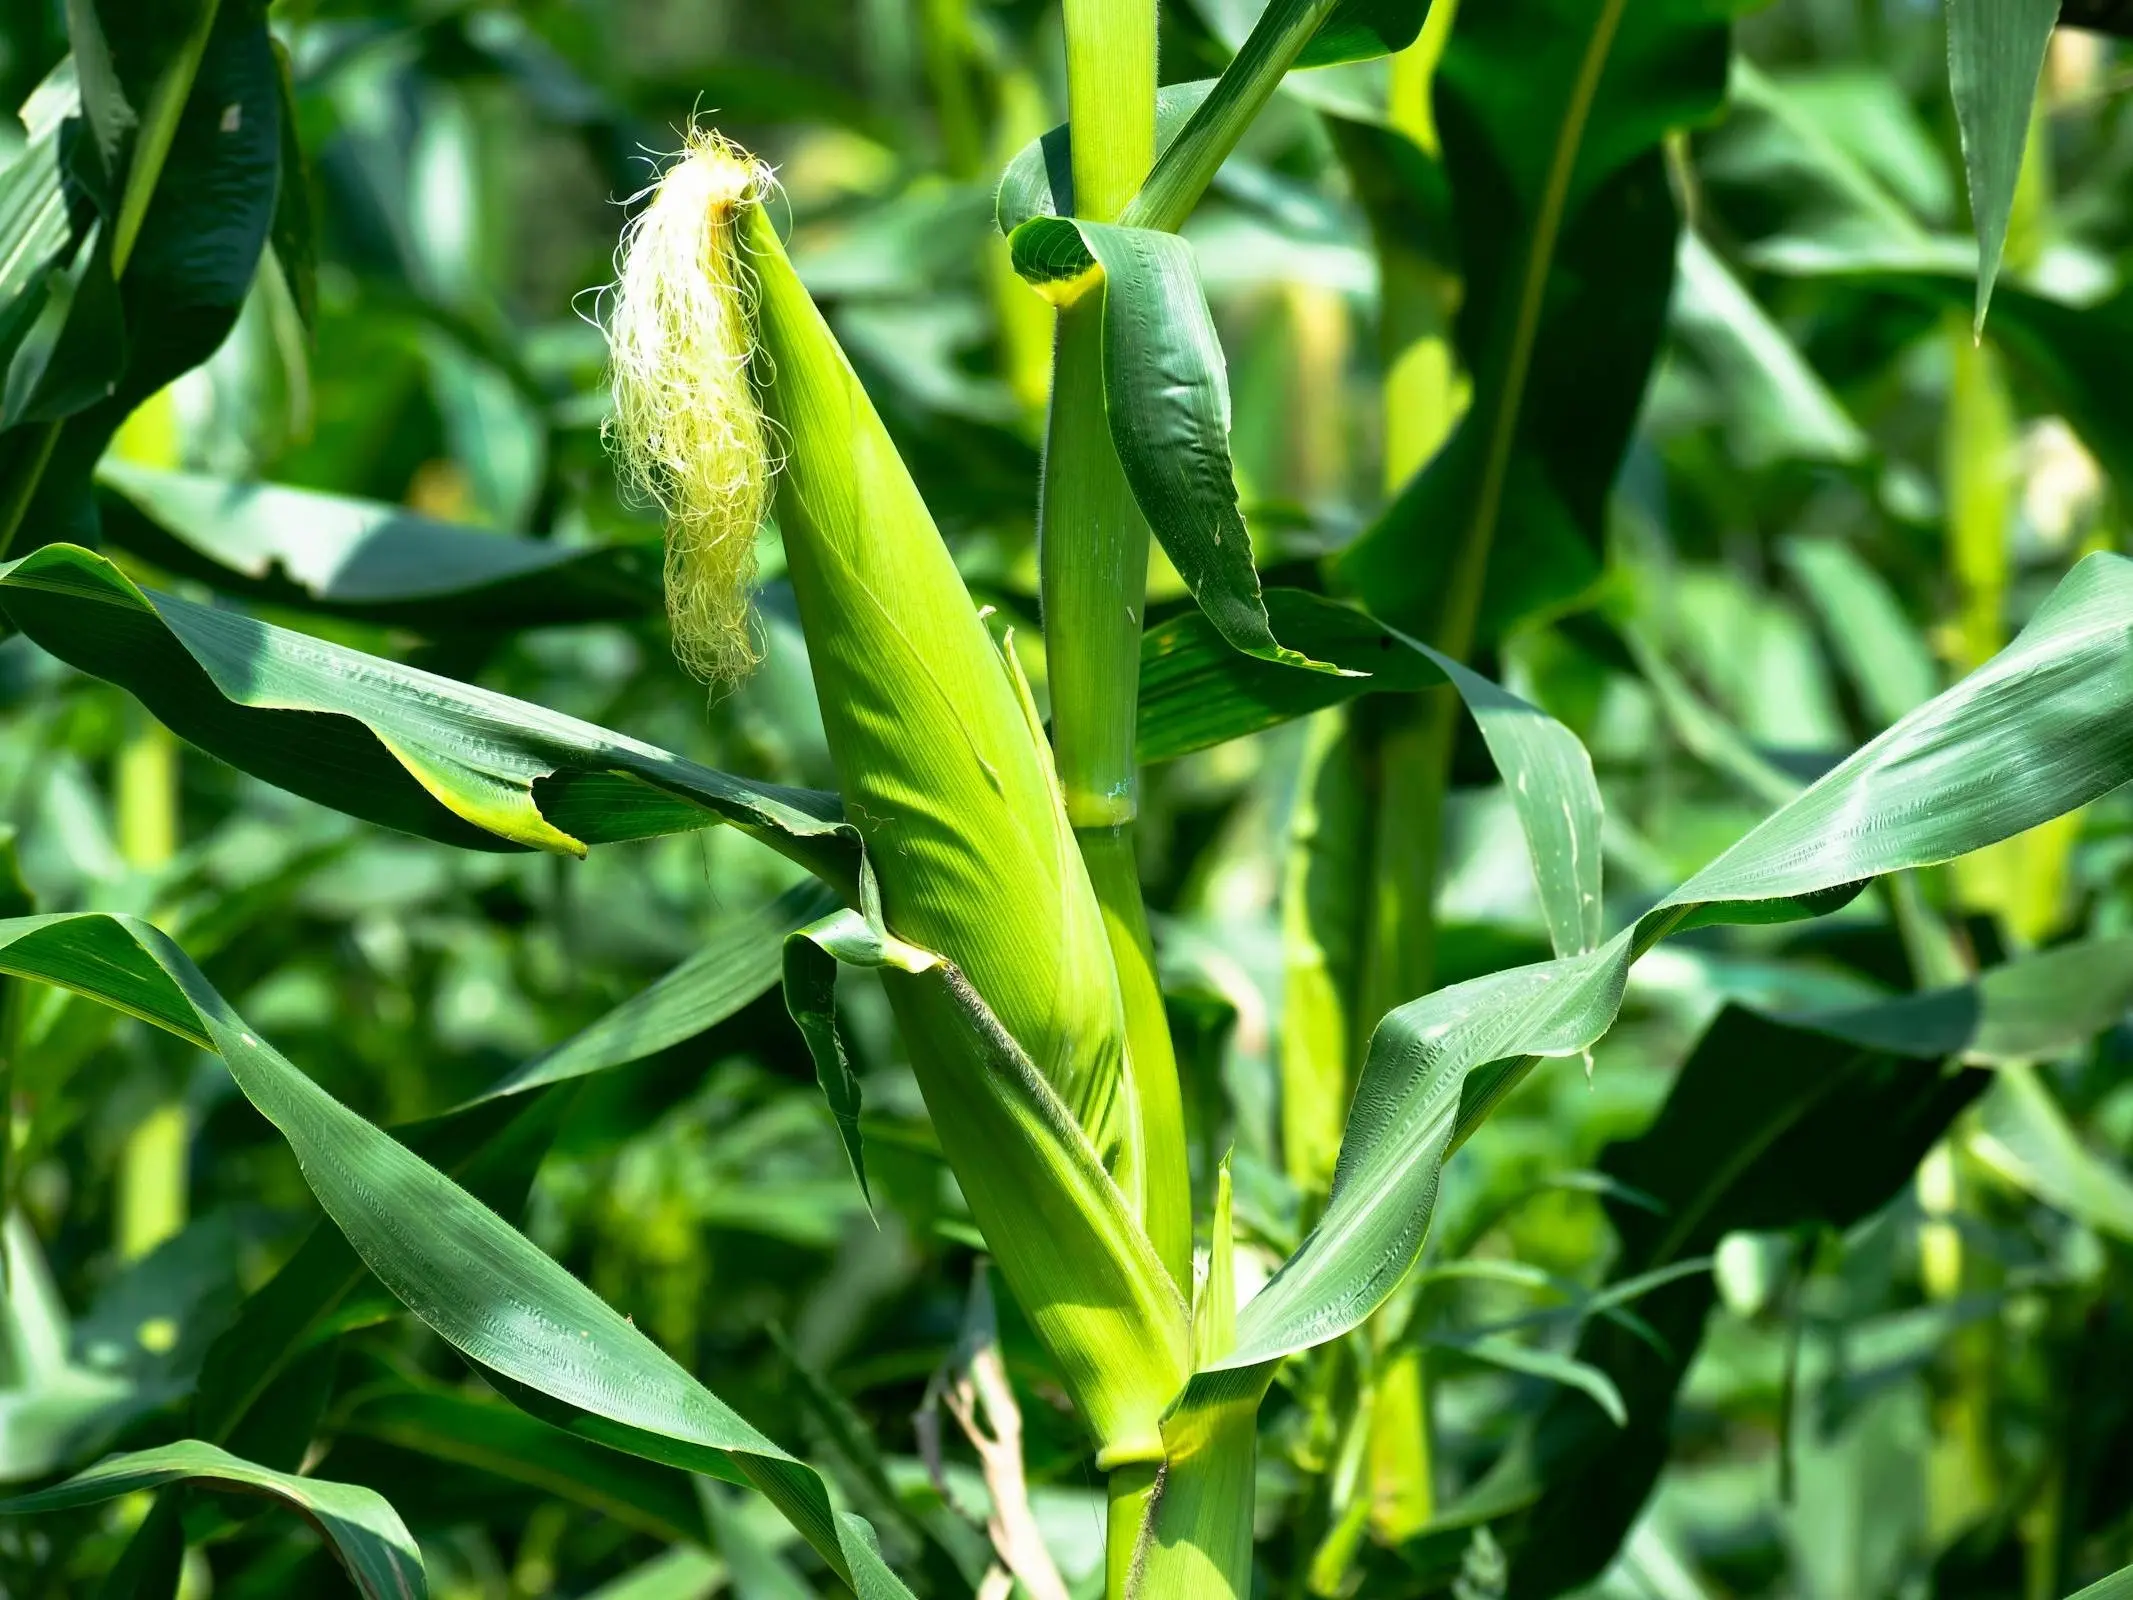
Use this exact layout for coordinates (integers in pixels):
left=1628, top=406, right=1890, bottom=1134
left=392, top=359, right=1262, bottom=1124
left=603, top=134, right=1189, bottom=1466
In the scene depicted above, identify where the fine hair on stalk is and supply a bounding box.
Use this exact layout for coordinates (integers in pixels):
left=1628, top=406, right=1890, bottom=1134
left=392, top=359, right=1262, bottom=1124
left=601, top=127, right=781, bottom=689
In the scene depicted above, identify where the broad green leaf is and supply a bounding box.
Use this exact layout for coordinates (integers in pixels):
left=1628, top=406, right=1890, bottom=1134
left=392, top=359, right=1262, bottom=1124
left=97, top=463, right=664, bottom=629
left=1803, top=936, right=2133, bottom=1063
left=1336, top=0, right=1731, bottom=648
left=1946, top=0, right=2057, bottom=328
left=22, top=0, right=284, bottom=538
left=2070, top=1563, right=2133, bottom=1600
left=191, top=1093, right=561, bottom=1451
left=1201, top=550, right=2133, bottom=1390
left=1009, top=216, right=1337, bottom=674
left=0, top=543, right=857, bottom=887
left=0, top=912, right=916, bottom=1598
left=198, top=881, right=835, bottom=1457
left=0, top=1438, right=424, bottom=1599
left=1141, top=589, right=1602, bottom=956
left=1301, top=0, right=1431, bottom=66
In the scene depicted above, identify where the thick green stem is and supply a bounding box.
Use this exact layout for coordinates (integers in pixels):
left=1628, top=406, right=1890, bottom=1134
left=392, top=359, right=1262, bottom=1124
left=1063, top=0, right=1157, bottom=224
left=1045, top=3, right=1191, bottom=1297
left=1081, top=826, right=1192, bottom=1287
left=1122, top=0, right=1340, bottom=233
left=1107, top=1460, right=1160, bottom=1598
left=1044, top=309, right=1145, bottom=833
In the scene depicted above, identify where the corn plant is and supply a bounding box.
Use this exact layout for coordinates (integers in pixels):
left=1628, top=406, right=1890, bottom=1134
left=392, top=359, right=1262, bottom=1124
left=1, top=1, right=2132, bottom=1598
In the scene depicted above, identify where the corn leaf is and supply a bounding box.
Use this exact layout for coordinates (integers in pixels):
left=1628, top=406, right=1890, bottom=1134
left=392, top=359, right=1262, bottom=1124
left=1142, top=588, right=1602, bottom=956
left=0, top=543, right=857, bottom=886
left=1670, top=232, right=1869, bottom=469
left=1946, top=0, right=2057, bottom=329
left=0, top=911, right=919, bottom=1599
left=0, top=1439, right=425, bottom=1599
left=1009, top=215, right=1337, bottom=674
left=2070, top=1563, right=2133, bottom=1600
left=1970, top=1064, right=2133, bottom=1243
left=96, top=463, right=665, bottom=628
left=1124, top=0, right=1429, bottom=233
left=1424, top=1334, right=1627, bottom=1427
left=1300, top=0, right=1431, bottom=67
left=1199, top=549, right=2133, bottom=1389
left=200, top=882, right=834, bottom=1454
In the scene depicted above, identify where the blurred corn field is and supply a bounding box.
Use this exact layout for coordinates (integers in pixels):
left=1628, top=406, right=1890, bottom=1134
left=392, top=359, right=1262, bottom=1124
left=0, top=1, right=2129, bottom=1598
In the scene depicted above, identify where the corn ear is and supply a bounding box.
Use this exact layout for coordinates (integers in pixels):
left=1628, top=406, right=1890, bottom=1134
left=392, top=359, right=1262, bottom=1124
left=603, top=135, right=1190, bottom=1463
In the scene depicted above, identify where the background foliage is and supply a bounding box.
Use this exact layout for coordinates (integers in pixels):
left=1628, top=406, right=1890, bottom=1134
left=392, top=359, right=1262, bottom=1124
left=0, top=0, right=2131, bottom=1597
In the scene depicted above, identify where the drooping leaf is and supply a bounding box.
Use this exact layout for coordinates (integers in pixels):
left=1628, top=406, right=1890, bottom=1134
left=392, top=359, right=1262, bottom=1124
left=0, top=1439, right=425, bottom=1600
left=1945, top=0, right=2058, bottom=329
left=96, top=464, right=664, bottom=629
left=1009, top=216, right=1338, bottom=673
left=0, top=911, right=917, bottom=1599
left=0, top=543, right=857, bottom=886
left=1188, top=550, right=2133, bottom=1405
left=781, top=905, right=897, bottom=1206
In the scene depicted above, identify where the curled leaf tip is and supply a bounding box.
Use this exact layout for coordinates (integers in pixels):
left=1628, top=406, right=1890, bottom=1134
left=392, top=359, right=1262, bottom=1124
left=604, top=128, right=779, bottom=689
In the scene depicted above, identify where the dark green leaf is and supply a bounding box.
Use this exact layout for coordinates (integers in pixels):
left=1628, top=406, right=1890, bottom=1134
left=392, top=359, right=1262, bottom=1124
left=1188, top=550, right=2133, bottom=1408
left=1336, top=0, right=1731, bottom=646
left=0, top=912, right=917, bottom=1598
